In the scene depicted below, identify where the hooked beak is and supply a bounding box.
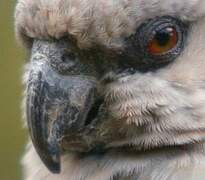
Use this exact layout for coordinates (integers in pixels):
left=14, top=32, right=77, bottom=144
left=26, top=40, right=97, bottom=173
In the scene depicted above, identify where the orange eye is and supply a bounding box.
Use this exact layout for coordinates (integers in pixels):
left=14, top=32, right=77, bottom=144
left=147, top=27, right=178, bottom=55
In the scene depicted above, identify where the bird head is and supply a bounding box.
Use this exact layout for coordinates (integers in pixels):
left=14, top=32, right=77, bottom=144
left=15, top=0, right=205, bottom=174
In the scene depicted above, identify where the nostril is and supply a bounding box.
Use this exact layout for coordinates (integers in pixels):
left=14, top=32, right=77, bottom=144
left=84, top=99, right=104, bottom=126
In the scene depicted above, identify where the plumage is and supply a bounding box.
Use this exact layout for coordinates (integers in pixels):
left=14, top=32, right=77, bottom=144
left=15, top=0, right=205, bottom=179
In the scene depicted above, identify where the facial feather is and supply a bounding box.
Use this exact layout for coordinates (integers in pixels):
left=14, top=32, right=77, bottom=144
left=15, top=0, right=205, bottom=48
left=15, top=0, right=205, bottom=179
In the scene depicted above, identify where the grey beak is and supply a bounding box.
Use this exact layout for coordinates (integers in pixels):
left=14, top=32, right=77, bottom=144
left=26, top=40, right=97, bottom=173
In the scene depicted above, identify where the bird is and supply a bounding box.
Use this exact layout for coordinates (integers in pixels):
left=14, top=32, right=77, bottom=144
left=15, top=0, right=205, bottom=179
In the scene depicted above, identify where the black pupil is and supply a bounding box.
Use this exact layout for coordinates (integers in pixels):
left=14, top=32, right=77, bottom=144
left=155, top=27, right=173, bottom=46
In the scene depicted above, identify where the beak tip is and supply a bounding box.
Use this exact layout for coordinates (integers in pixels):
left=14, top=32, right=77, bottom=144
left=48, top=162, right=61, bottom=174
left=36, top=141, right=61, bottom=174
left=42, top=151, right=61, bottom=174
left=46, top=143, right=61, bottom=174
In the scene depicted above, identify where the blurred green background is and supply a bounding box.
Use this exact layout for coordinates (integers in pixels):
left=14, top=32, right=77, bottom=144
left=0, top=0, right=26, bottom=180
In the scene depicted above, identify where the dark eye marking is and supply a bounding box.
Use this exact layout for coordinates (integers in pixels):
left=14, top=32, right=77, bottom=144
left=121, top=16, right=189, bottom=71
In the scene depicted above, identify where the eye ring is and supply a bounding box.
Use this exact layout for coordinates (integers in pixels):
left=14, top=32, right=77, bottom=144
left=136, top=16, right=188, bottom=64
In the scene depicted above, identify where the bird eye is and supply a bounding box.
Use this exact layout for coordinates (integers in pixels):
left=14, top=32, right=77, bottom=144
left=139, top=16, right=188, bottom=63
left=124, top=16, right=189, bottom=69
left=147, top=26, right=178, bottom=55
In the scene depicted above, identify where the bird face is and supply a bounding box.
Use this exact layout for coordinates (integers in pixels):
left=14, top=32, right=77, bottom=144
left=15, top=0, right=205, bottom=174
